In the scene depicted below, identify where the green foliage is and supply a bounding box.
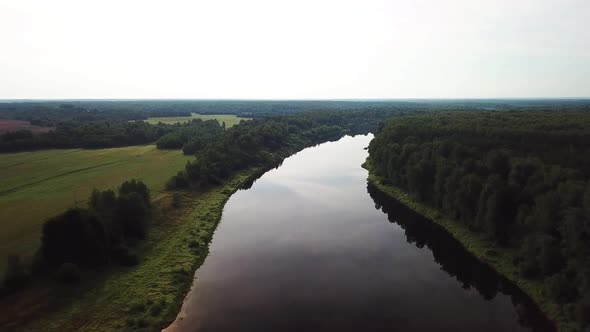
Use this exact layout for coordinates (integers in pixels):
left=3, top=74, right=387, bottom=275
left=40, top=209, right=109, bottom=268
left=0, top=145, right=190, bottom=274
left=39, top=180, right=151, bottom=269
left=369, top=110, right=590, bottom=330
left=155, top=118, right=224, bottom=153
left=56, top=262, right=81, bottom=283
left=171, top=109, right=404, bottom=189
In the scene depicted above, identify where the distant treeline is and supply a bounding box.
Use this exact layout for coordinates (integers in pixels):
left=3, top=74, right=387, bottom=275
left=3, top=100, right=590, bottom=153
left=3, top=99, right=590, bottom=120
left=0, top=103, right=190, bottom=126
left=0, top=119, right=227, bottom=152
left=368, top=111, right=590, bottom=329
left=168, top=109, right=406, bottom=188
left=156, top=119, right=224, bottom=154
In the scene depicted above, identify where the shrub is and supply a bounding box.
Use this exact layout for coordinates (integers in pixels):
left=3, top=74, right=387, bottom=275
left=545, top=273, right=577, bottom=304
left=172, top=192, right=182, bottom=209
left=56, top=262, right=81, bottom=283
left=149, top=302, right=162, bottom=316
left=129, top=301, right=146, bottom=314
left=117, top=192, right=149, bottom=239
left=1, top=255, right=30, bottom=293
left=166, top=172, right=189, bottom=189
left=111, top=245, right=139, bottom=266
left=40, top=209, right=109, bottom=267
left=119, top=179, right=150, bottom=206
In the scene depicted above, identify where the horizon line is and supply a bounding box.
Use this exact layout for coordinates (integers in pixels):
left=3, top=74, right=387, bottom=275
left=2, top=97, right=590, bottom=102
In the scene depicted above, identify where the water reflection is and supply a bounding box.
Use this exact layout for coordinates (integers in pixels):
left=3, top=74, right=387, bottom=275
left=166, top=135, right=554, bottom=332
left=367, top=182, right=554, bottom=332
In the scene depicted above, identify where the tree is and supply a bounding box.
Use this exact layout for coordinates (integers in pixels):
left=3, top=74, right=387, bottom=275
left=119, top=179, right=150, bottom=206
left=40, top=209, right=108, bottom=267
left=117, top=192, right=149, bottom=239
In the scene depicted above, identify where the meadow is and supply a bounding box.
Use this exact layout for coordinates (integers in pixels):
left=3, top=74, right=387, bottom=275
left=0, top=169, right=260, bottom=331
left=144, top=113, right=249, bottom=127
left=0, top=145, right=191, bottom=272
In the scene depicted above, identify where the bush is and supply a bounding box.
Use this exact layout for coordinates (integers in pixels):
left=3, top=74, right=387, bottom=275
left=119, top=179, right=150, bottom=206
left=117, top=192, right=149, bottom=239
left=172, top=192, right=182, bottom=209
left=166, top=172, right=189, bottom=189
left=545, top=273, right=577, bottom=303
left=56, top=262, right=81, bottom=283
left=1, top=255, right=30, bottom=293
left=149, top=302, right=162, bottom=316
left=111, top=245, right=139, bottom=266
left=40, top=209, right=109, bottom=267
left=129, top=301, right=146, bottom=314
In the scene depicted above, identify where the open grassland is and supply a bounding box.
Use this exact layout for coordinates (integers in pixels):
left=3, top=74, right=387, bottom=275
left=364, top=160, right=568, bottom=332
left=0, top=146, right=191, bottom=272
left=0, top=169, right=260, bottom=332
left=144, top=113, right=250, bottom=127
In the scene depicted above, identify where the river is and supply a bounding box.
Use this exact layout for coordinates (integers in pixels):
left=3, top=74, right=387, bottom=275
left=166, top=134, right=553, bottom=332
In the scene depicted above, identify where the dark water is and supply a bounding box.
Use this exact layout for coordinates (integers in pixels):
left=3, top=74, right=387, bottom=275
left=166, top=135, right=553, bottom=332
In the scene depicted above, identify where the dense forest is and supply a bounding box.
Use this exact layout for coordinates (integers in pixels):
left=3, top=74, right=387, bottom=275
left=156, top=119, right=224, bottom=154
left=368, top=111, right=590, bottom=329
left=0, top=117, right=229, bottom=152
left=0, top=120, right=175, bottom=151
left=2, top=100, right=589, bottom=152
left=168, top=109, right=407, bottom=188
left=3, top=99, right=590, bottom=119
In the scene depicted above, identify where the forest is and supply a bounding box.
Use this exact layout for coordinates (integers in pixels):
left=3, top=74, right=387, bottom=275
left=368, top=110, right=590, bottom=329
left=2, top=99, right=589, bottom=152
left=167, top=108, right=408, bottom=188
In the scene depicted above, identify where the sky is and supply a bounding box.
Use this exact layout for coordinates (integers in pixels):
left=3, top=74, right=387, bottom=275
left=1, top=0, right=589, bottom=99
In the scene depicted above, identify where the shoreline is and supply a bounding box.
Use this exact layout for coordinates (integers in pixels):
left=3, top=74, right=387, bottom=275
left=3, top=168, right=263, bottom=331
left=363, top=160, right=570, bottom=332
left=2, top=134, right=349, bottom=331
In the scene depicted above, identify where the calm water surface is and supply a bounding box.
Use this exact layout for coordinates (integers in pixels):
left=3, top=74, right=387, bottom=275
left=166, top=134, right=553, bottom=332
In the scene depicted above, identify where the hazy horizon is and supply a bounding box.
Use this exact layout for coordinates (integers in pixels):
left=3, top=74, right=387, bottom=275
left=2, top=0, right=589, bottom=99
left=2, top=97, right=590, bottom=102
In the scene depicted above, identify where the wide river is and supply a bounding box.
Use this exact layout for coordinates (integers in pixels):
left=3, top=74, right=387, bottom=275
left=166, top=134, right=553, bottom=332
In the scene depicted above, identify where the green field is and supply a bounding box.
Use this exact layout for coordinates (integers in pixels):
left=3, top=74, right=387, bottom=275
left=1, top=169, right=260, bottom=331
left=0, top=146, right=191, bottom=272
left=144, top=113, right=249, bottom=127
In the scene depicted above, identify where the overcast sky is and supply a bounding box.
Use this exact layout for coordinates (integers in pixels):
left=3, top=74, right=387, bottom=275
left=1, top=0, right=589, bottom=99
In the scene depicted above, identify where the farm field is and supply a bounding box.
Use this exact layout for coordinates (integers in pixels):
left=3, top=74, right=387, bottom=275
left=0, top=145, right=191, bottom=272
left=144, top=113, right=249, bottom=127
left=0, top=119, right=53, bottom=134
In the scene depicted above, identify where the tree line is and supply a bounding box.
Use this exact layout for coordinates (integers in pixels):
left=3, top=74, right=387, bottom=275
left=168, top=109, right=409, bottom=189
left=368, top=110, right=590, bottom=329
left=155, top=119, right=224, bottom=154
left=0, top=118, right=228, bottom=152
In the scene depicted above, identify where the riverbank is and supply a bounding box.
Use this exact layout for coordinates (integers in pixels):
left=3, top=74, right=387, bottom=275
left=363, top=160, right=571, bottom=332
left=1, top=168, right=262, bottom=331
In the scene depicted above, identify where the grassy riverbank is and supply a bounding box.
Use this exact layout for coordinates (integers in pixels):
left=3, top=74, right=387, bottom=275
left=1, top=168, right=260, bottom=332
left=364, top=160, right=571, bottom=332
